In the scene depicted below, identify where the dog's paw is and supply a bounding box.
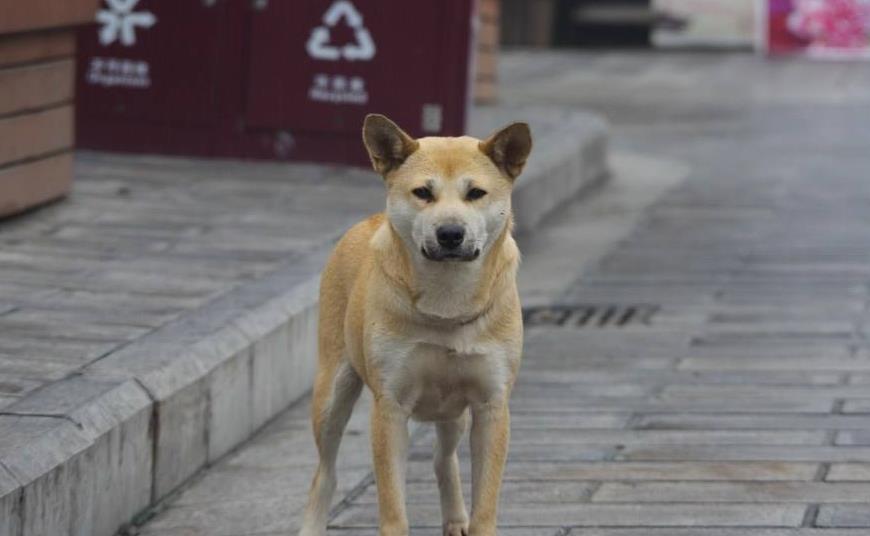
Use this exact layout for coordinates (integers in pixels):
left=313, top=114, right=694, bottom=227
left=443, top=521, right=469, bottom=536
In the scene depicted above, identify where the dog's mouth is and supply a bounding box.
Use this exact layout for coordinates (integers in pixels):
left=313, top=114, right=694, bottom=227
left=421, top=247, right=481, bottom=262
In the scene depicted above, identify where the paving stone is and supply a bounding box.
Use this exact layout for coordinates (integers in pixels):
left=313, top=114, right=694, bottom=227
left=0, top=318, right=149, bottom=343
left=514, top=395, right=833, bottom=413
left=403, top=461, right=819, bottom=482
left=826, top=464, right=870, bottom=481
left=26, top=289, right=211, bottom=314
left=508, top=412, right=631, bottom=429
left=489, top=429, right=827, bottom=448
left=513, top=381, right=652, bottom=397
left=847, top=373, right=870, bottom=385
left=0, top=373, right=42, bottom=398
left=525, top=369, right=844, bottom=386
left=661, top=384, right=870, bottom=400
left=138, top=497, right=300, bottom=536
left=679, top=356, right=870, bottom=372
left=170, top=466, right=370, bottom=509
left=5, top=306, right=181, bottom=329
left=617, top=446, right=870, bottom=463
left=0, top=356, right=73, bottom=384
left=220, top=429, right=343, bottom=470
left=635, top=414, right=870, bottom=431
left=1, top=374, right=135, bottom=416
left=686, top=345, right=853, bottom=360
left=842, top=400, right=870, bottom=413
left=835, top=431, right=870, bottom=446
left=353, top=480, right=598, bottom=505
left=817, top=504, right=870, bottom=528
left=0, top=338, right=122, bottom=365
left=593, top=481, right=870, bottom=503
left=332, top=502, right=807, bottom=528
left=414, top=442, right=611, bottom=463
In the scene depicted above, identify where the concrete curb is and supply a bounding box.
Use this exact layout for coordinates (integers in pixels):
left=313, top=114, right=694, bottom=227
left=0, top=106, right=608, bottom=536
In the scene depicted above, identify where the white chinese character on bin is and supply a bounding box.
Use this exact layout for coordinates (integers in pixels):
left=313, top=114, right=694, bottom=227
left=332, top=75, right=348, bottom=91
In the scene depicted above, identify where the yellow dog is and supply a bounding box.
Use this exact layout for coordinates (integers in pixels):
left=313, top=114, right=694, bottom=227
left=299, top=114, right=532, bottom=536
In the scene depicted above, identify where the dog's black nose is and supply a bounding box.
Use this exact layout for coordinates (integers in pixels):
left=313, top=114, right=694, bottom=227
left=436, top=224, right=465, bottom=250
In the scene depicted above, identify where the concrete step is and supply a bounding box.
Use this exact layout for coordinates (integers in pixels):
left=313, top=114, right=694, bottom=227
left=0, top=105, right=608, bottom=536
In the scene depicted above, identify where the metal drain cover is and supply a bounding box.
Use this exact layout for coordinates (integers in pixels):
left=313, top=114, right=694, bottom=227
left=523, top=304, right=659, bottom=328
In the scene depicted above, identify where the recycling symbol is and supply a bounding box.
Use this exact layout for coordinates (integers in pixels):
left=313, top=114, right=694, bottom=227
left=306, top=1, right=376, bottom=61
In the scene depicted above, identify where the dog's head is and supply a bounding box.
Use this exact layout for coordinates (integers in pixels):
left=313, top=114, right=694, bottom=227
left=363, top=114, right=532, bottom=263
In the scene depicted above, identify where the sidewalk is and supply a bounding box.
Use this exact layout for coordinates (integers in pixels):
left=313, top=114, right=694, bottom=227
left=133, top=51, right=870, bottom=534
left=0, top=105, right=607, bottom=536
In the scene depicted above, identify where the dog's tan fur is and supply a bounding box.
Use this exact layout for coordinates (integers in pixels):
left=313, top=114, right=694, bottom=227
left=299, top=115, right=532, bottom=536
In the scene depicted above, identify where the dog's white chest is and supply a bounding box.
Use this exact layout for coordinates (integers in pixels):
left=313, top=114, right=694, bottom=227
left=372, top=336, right=509, bottom=422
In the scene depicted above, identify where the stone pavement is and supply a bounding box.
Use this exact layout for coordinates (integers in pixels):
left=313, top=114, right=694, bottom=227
left=0, top=105, right=606, bottom=536
left=131, top=51, right=870, bottom=534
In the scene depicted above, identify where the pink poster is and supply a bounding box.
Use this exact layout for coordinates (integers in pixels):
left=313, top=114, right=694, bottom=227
left=766, top=0, right=870, bottom=58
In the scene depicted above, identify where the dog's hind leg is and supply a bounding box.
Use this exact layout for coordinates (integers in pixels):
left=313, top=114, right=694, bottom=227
left=299, top=360, right=362, bottom=536
left=434, top=412, right=469, bottom=536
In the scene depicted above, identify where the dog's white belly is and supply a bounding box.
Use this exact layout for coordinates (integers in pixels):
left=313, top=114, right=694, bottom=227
left=376, top=339, right=510, bottom=422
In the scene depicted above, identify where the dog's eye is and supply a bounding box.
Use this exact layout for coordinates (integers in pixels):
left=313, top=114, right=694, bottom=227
left=412, top=187, right=434, bottom=202
left=466, top=188, right=487, bottom=201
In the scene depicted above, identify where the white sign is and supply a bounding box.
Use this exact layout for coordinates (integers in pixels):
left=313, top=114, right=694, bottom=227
left=87, top=57, right=151, bottom=88
left=306, top=1, right=376, bottom=61
left=309, top=73, right=369, bottom=104
left=96, top=0, right=157, bottom=47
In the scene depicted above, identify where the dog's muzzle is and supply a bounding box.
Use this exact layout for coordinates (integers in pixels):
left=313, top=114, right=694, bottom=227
left=421, top=245, right=481, bottom=262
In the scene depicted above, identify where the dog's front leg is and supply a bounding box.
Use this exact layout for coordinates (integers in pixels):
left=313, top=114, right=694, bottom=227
left=435, top=414, right=470, bottom=535
left=469, top=401, right=509, bottom=536
left=371, top=398, right=410, bottom=536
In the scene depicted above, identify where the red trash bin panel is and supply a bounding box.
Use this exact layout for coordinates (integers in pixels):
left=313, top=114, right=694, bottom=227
left=75, top=0, right=475, bottom=166
left=77, top=0, right=227, bottom=128
left=244, top=0, right=473, bottom=144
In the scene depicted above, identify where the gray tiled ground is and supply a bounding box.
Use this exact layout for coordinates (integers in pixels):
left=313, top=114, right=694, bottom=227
left=134, top=51, right=870, bottom=534
left=0, top=157, right=383, bottom=409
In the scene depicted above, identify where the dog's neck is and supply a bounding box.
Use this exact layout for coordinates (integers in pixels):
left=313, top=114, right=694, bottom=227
left=373, top=219, right=518, bottom=324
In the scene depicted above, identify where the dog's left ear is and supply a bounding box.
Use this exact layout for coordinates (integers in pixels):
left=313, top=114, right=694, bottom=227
left=479, top=122, right=532, bottom=180
left=363, top=114, right=419, bottom=176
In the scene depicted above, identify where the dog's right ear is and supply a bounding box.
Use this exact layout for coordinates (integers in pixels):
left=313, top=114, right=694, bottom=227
left=363, top=114, right=419, bottom=176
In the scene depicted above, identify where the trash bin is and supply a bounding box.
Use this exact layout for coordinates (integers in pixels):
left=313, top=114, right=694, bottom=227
left=76, top=0, right=476, bottom=166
